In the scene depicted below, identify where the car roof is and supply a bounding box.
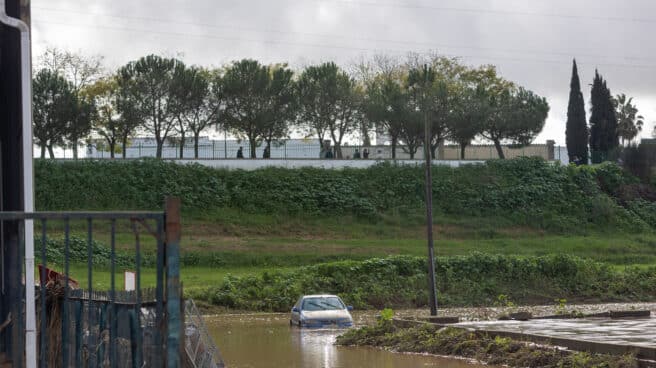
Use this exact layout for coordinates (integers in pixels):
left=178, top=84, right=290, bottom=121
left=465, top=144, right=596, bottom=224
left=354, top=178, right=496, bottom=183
left=302, top=294, right=340, bottom=299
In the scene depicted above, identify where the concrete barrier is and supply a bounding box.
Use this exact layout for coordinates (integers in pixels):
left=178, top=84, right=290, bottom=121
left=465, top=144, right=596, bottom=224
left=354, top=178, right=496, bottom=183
left=172, top=159, right=485, bottom=170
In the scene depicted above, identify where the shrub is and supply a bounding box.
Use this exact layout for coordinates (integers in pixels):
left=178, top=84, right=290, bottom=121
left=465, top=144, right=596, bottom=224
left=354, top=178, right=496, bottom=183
left=190, top=253, right=656, bottom=312
left=35, top=157, right=655, bottom=232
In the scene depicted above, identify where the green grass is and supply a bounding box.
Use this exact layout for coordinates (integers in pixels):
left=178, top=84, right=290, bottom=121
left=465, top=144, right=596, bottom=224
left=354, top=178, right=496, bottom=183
left=67, top=264, right=289, bottom=291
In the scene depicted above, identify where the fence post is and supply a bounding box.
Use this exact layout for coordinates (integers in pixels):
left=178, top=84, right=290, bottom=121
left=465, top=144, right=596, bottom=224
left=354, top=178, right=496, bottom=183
left=165, top=197, right=182, bottom=368
left=212, top=141, right=216, bottom=159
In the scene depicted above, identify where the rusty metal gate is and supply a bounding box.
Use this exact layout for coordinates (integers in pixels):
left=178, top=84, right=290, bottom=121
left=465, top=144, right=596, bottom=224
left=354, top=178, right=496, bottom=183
left=0, top=198, right=183, bottom=368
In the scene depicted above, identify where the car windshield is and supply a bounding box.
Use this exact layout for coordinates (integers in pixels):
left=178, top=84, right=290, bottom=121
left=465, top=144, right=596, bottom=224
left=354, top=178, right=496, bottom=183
left=302, top=297, right=344, bottom=311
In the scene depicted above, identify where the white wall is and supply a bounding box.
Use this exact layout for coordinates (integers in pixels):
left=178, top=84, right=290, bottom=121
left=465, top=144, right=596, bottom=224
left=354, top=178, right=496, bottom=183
left=173, top=159, right=485, bottom=170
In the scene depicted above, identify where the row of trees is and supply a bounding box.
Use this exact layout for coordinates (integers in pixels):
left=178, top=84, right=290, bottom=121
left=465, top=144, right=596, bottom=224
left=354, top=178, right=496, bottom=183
left=33, top=49, right=550, bottom=159
left=566, top=60, right=645, bottom=164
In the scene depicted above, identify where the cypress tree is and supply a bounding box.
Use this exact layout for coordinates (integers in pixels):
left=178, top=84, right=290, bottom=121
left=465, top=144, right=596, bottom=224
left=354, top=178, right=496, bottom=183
left=602, top=81, right=619, bottom=152
left=565, top=60, right=588, bottom=164
left=589, top=70, right=618, bottom=163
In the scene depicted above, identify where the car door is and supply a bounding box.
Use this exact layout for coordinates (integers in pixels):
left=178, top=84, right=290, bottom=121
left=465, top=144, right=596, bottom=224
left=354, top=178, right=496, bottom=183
left=291, top=297, right=303, bottom=323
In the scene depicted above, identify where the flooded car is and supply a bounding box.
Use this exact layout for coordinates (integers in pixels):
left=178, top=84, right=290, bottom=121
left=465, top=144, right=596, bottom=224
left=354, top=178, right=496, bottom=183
left=290, top=295, right=354, bottom=328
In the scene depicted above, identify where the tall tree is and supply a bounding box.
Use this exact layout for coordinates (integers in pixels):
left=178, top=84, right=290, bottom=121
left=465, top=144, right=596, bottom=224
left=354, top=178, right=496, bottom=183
left=298, top=62, right=362, bottom=158
left=67, top=92, right=95, bottom=159
left=262, top=65, right=297, bottom=156
left=86, top=76, right=139, bottom=158
left=174, top=67, right=224, bottom=158
left=613, top=93, right=644, bottom=145
left=40, top=47, right=105, bottom=158
left=32, top=69, right=77, bottom=158
left=473, top=67, right=548, bottom=159
left=222, top=59, right=266, bottom=158
left=565, top=60, right=589, bottom=164
left=364, top=76, right=406, bottom=159
left=589, top=70, right=619, bottom=163
left=448, top=84, right=487, bottom=159
left=118, top=55, right=186, bottom=158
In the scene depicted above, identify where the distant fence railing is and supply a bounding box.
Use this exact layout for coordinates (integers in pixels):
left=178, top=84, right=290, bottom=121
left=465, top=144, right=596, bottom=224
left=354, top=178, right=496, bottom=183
left=77, top=140, right=565, bottom=162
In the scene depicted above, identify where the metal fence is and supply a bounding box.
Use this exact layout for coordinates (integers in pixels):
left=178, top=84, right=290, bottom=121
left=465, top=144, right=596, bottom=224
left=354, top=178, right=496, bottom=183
left=184, top=299, right=224, bottom=368
left=0, top=198, right=183, bottom=368
left=81, top=140, right=564, bottom=161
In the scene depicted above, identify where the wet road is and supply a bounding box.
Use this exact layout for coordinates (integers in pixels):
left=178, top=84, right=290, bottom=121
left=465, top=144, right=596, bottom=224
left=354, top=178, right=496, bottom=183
left=206, top=312, right=488, bottom=368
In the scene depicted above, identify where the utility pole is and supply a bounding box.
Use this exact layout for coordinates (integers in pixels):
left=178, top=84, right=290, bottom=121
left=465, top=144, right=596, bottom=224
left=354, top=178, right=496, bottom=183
left=421, top=64, right=438, bottom=316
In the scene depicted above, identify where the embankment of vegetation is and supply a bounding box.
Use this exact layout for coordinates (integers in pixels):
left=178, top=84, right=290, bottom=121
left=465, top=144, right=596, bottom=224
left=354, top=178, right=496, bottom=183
left=335, top=323, right=637, bottom=368
left=35, top=157, right=656, bottom=233
left=186, top=254, right=656, bottom=311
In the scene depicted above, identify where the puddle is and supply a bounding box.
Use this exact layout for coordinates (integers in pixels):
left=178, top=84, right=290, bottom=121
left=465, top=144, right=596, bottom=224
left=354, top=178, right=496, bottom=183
left=206, top=312, right=488, bottom=368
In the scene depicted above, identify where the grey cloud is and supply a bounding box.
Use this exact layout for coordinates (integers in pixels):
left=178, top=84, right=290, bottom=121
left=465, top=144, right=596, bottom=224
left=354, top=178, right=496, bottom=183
left=31, top=0, right=656, bottom=144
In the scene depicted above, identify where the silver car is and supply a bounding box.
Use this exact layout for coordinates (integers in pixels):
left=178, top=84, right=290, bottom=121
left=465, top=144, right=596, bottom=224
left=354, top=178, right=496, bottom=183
left=290, top=295, right=354, bottom=328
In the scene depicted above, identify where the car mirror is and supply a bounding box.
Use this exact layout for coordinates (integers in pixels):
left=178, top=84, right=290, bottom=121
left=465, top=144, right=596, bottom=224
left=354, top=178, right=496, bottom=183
left=346, top=306, right=353, bottom=311
left=292, top=307, right=300, bottom=313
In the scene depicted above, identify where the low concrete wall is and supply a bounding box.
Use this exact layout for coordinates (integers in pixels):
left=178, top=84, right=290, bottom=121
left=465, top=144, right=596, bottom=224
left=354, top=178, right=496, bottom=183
left=173, top=159, right=485, bottom=170
left=392, top=318, right=656, bottom=364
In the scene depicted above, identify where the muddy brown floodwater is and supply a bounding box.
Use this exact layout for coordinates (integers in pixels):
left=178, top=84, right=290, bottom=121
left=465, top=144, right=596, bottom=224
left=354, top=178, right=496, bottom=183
left=205, top=312, right=488, bottom=368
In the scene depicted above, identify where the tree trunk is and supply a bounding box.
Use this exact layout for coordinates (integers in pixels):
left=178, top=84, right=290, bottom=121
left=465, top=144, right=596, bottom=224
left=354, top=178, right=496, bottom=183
left=460, top=143, right=467, bottom=160
left=40, top=145, right=46, bottom=159
left=179, top=133, right=185, bottom=159
left=47, top=145, right=55, bottom=159
left=391, top=137, right=397, bottom=160
left=361, top=123, right=371, bottom=147
left=109, top=141, right=116, bottom=159
left=156, top=139, right=163, bottom=158
left=194, top=131, right=201, bottom=159
left=493, top=138, right=505, bottom=159
left=72, top=141, right=78, bottom=159
left=249, top=136, right=257, bottom=158
left=122, top=137, right=128, bottom=159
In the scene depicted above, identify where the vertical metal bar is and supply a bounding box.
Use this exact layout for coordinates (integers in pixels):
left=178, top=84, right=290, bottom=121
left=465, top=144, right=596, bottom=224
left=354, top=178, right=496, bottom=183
left=74, top=300, right=82, bottom=367
left=165, top=198, right=182, bottom=368
left=421, top=67, right=438, bottom=317
left=63, top=218, right=71, bottom=367
left=155, top=217, right=164, bottom=368
left=129, top=309, right=138, bottom=368
left=110, top=219, right=117, bottom=368
left=39, top=220, right=47, bottom=368
left=87, top=218, right=95, bottom=368
left=97, top=304, right=106, bottom=368
left=16, top=221, right=24, bottom=368
left=131, top=221, right=142, bottom=367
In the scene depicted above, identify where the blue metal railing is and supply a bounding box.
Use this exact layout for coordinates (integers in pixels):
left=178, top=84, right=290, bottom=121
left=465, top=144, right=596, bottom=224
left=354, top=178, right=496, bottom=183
left=0, top=200, right=182, bottom=368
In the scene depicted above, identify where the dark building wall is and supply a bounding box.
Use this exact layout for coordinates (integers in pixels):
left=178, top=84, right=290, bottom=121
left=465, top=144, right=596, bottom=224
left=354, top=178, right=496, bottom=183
left=1, top=0, right=27, bottom=360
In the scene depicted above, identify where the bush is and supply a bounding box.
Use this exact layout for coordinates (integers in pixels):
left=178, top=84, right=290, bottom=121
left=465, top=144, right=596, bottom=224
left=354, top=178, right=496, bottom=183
left=35, top=157, right=655, bottom=232
left=188, top=253, right=656, bottom=312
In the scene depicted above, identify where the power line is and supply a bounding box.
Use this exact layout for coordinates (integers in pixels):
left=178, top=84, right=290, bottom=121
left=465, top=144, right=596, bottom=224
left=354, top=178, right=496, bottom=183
left=33, top=6, right=656, bottom=63
left=316, top=0, right=656, bottom=24
left=33, top=18, right=656, bottom=70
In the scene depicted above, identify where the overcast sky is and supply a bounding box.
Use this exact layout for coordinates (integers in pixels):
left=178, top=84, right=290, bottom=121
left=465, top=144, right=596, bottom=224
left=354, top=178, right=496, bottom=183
left=31, top=0, right=656, bottom=146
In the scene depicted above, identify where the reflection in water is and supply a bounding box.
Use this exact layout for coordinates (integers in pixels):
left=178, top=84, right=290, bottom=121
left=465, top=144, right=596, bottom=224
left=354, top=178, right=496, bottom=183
left=206, top=313, right=486, bottom=368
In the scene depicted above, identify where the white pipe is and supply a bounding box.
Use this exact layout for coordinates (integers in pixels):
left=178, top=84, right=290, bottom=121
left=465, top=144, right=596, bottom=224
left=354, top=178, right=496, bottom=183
left=0, top=1, right=36, bottom=368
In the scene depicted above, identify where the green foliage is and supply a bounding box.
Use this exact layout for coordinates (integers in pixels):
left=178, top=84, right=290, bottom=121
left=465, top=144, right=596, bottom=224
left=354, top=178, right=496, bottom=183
left=589, top=70, right=619, bottom=163
left=40, top=236, right=142, bottom=268
left=493, top=294, right=515, bottom=308
left=379, top=308, right=394, bottom=322
left=35, top=157, right=653, bottom=233
left=187, top=253, right=656, bottom=312
left=566, top=60, right=589, bottom=164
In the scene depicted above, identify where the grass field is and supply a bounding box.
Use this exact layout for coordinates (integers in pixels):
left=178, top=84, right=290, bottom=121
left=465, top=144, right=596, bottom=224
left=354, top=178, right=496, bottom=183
left=53, top=213, right=656, bottom=292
